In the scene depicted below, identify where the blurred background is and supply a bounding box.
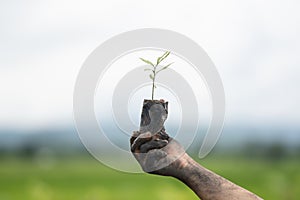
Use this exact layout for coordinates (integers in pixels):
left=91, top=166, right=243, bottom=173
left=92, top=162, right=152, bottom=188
left=0, top=0, right=300, bottom=199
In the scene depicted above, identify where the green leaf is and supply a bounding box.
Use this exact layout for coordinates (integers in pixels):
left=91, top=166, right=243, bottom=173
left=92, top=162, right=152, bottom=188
left=156, top=51, right=170, bottom=65
left=149, top=74, right=154, bottom=80
left=144, top=68, right=154, bottom=72
left=156, top=62, right=173, bottom=74
left=140, top=58, right=154, bottom=67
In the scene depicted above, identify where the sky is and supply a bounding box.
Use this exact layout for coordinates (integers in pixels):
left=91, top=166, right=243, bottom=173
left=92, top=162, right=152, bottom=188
left=0, top=0, right=299, bottom=131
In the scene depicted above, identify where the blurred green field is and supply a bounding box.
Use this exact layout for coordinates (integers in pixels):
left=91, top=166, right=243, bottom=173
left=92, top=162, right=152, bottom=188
left=0, top=156, right=299, bottom=200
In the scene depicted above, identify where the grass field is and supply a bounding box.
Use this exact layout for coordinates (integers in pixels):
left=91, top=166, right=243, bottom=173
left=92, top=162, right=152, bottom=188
left=0, top=156, right=299, bottom=200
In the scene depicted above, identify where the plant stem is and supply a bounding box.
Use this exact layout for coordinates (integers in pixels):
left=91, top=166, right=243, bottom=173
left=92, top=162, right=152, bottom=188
left=152, top=66, right=156, bottom=100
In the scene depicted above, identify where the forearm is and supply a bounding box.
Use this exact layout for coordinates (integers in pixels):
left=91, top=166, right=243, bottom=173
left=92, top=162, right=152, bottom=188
left=175, top=154, right=262, bottom=200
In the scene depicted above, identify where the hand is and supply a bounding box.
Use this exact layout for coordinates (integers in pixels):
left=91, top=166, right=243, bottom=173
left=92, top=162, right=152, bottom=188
left=130, top=131, right=188, bottom=177
left=130, top=131, right=263, bottom=200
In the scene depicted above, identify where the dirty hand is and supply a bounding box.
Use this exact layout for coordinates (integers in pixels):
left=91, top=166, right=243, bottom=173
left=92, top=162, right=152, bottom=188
left=130, top=131, right=188, bottom=177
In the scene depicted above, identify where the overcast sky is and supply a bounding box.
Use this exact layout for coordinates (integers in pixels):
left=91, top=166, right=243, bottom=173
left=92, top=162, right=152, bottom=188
left=0, top=0, right=299, bottom=131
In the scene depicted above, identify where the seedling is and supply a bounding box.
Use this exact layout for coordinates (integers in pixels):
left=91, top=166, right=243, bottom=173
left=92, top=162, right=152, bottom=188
left=140, top=51, right=173, bottom=100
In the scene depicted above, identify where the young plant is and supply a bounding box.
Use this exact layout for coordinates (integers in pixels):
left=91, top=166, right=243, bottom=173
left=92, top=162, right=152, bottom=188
left=140, top=51, right=173, bottom=100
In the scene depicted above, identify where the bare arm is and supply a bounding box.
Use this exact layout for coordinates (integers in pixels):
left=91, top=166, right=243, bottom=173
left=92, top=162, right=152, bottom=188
left=130, top=134, right=263, bottom=200
left=176, top=151, right=262, bottom=200
left=131, top=100, right=262, bottom=199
